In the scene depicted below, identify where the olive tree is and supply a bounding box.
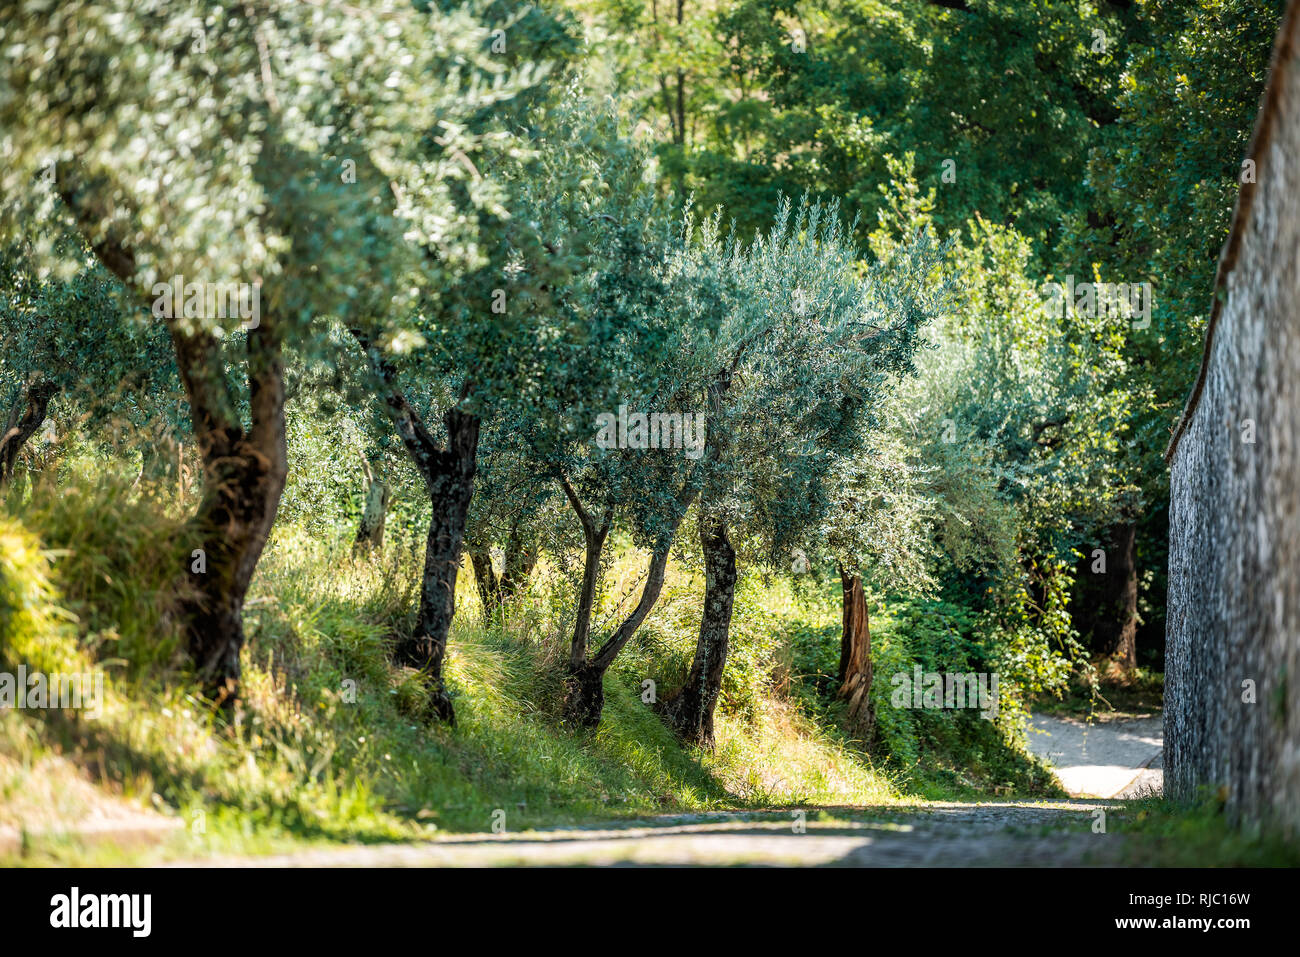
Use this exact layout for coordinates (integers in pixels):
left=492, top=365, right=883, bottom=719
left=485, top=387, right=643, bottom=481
left=660, top=198, right=951, bottom=748
left=1, top=227, right=181, bottom=489
left=0, top=0, right=540, bottom=708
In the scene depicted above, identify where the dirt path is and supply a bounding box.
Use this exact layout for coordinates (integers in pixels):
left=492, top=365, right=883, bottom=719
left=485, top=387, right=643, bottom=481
left=169, top=801, right=1130, bottom=867
left=1026, top=711, right=1163, bottom=799
left=7, top=716, right=1160, bottom=867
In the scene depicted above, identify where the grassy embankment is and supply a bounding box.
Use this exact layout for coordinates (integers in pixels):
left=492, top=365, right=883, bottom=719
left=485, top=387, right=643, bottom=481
left=3, top=468, right=1293, bottom=866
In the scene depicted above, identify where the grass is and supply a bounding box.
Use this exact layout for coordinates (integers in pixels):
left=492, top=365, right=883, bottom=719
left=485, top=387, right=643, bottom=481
left=1110, top=795, right=1300, bottom=867
left=0, top=475, right=921, bottom=864
left=1030, top=666, right=1165, bottom=718
left=1, top=468, right=1295, bottom=867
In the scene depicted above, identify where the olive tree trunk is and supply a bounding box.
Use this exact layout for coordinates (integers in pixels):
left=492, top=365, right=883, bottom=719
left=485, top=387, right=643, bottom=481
left=393, top=408, right=479, bottom=724
left=470, top=521, right=539, bottom=616
left=352, top=476, right=390, bottom=554
left=499, top=524, right=538, bottom=598
left=661, top=512, right=736, bottom=748
left=0, top=380, right=57, bottom=487
left=169, top=321, right=288, bottom=710
left=351, top=328, right=481, bottom=724
left=468, top=544, right=499, bottom=615
left=660, top=369, right=734, bottom=747
left=59, top=194, right=288, bottom=712
left=559, top=475, right=698, bottom=728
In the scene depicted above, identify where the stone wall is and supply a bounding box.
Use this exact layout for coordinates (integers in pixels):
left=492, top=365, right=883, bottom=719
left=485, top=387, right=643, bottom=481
left=1165, top=1, right=1300, bottom=833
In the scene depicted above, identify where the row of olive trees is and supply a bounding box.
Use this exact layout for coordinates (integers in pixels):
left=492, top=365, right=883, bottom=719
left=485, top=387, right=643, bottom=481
left=464, top=194, right=952, bottom=739
left=0, top=0, right=552, bottom=712
left=465, top=167, right=1138, bottom=744
left=0, top=0, right=960, bottom=747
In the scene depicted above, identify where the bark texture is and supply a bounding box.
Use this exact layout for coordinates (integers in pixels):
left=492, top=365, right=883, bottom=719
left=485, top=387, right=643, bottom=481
left=55, top=180, right=288, bottom=711
left=0, top=381, right=57, bottom=487
left=171, top=321, right=288, bottom=709
left=351, top=327, right=480, bottom=724
left=560, top=479, right=698, bottom=728
left=659, top=369, right=734, bottom=746
left=499, top=527, right=538, bottom=598
left=836, top=567, right=874, bottom=738
left=469, top=524, right=538, bottom=616
left=1165, top=0, right=1300, bottom=834
left=661, top=513, right=736, bottom=748
left=393, top=408, right=479, bottom=724
left=562, top=542, right=678, bottom=727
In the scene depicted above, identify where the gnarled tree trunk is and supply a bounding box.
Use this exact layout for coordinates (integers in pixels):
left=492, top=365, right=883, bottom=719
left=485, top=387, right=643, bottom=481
left=58, top=184, right=288, bottom=712
left=499, top=524, right=538, bottom=598
left=559, top=475, right=698, bottom=728
left=658, top=369, right=734, bottom=746
left=836, top=566, right=874, bottom=739
left=170, top=321, right=288, bottom=711
left=661, top=512, right=736, bottom=748
left=563, top=542, right=679, bottom=727
left=558, top=475, right=613, bottom=725
left=0, top=380, right=57, bottom=487
left=351, top=327, right=481, bottom=724
left=470, top=521, right=539, bottom=616
left=393, top=408, right=479, bottom=724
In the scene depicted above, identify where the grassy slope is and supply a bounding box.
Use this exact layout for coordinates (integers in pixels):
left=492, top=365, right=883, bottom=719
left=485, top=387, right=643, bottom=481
left=0, top=478, right=918, bottom=864
left=2, top=474, right=1294, bottom=866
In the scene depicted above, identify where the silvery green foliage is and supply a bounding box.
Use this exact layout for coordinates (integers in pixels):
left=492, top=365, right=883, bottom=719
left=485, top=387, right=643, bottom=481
left=463, top=91, right=670, bottom=556
left=683, top=196, right=951, bottom=567
left=0, top=0, right=546, bottom=335
left=0, top=222, right=184, bottom=451
left=818, top=431, right=938, bottom=596
left=479, top=93, right=697, bottom=551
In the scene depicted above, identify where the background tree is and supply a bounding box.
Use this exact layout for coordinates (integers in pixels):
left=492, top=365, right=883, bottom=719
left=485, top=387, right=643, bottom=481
left=0, top=223, right=182, bottom=491
left=819, top=434, right=937, bottom=739
left=1058, top=0, right=1284, bottom=664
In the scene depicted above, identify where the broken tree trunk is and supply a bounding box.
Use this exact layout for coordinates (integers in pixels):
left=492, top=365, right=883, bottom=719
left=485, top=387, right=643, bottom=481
left=836, top=566, right=874, bottom=739
left=1102, top=522, right=1139, bottom=670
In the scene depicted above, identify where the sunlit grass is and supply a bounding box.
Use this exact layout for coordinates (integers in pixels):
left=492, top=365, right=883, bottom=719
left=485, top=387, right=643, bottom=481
left=3, top=465, right=1220, bottom=867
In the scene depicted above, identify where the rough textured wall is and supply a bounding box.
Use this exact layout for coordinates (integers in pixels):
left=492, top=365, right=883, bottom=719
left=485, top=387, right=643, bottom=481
left=1165, top=14, right=1300, bottom=833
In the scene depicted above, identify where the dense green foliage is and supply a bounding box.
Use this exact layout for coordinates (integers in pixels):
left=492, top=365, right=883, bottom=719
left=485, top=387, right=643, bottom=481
left=0, top=0, right=1288, bottom=860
